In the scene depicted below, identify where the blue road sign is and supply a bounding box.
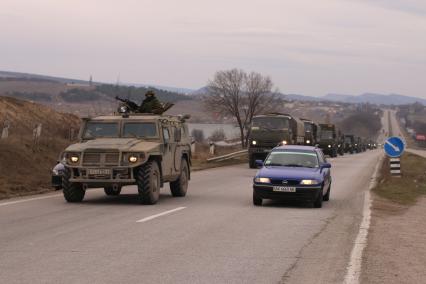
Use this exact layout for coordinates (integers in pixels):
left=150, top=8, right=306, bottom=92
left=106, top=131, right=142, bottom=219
left=384, top=136, right=405, bottom=158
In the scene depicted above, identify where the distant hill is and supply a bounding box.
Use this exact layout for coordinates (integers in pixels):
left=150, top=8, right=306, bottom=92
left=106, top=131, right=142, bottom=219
left=285, top=92, right=426, bottom=105
left=0, top=71, right=193, bottom=117
left=0, top=70, right=90, bottom=85
left=323, top=93, right=426, bottom=105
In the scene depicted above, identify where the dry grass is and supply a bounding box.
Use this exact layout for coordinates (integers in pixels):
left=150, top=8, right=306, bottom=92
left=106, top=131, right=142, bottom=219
left=0, top=97, right=80, bottom=199
left=373, top=152, right=426, bottom=205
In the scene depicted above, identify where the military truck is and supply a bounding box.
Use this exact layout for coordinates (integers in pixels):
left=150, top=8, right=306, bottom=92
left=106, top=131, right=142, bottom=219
left=300, top=118, right=318, bottom=146
left=248, top=113, right=305, bottom=168
left=318, top=123, right=339, bottom=157
left=353, top=136, right=362, bottom=153
left=343, top=134, right=355, bottom=154
left=336, top=130, right=345, bottom=156
left=60, top=112, right=192, bottom=204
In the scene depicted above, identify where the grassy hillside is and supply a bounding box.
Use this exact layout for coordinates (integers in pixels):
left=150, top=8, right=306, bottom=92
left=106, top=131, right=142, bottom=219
left=0, top=97, right=80, bottom=198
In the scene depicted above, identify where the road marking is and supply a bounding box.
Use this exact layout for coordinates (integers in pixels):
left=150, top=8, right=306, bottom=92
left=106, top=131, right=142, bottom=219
left=0, top=194, right=63, bottom=207
left=343, top=154, right=384, bottom=284
left=136, top=207, right=186, bottom=223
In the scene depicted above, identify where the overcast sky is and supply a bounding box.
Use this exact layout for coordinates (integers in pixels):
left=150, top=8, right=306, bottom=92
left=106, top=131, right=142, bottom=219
left=1, top=0, right=426, bottom=98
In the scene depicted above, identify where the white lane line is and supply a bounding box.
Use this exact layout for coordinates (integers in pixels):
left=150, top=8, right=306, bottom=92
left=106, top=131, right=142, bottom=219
left=343, top=154, right=384, bottom=284
left=0, top=194, right=63, bottom=207
left=136, top=207, right=186, bottom=223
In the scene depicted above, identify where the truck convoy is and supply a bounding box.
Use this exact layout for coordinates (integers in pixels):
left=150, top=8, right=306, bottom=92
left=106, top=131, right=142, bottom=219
left=248, top=113, right=305, bottom=168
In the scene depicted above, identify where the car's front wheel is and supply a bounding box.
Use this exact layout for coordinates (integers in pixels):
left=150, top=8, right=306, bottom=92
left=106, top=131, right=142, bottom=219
left=253, top=193, right=262, bottom=206
left=323, top=184, right=331, bottom=201
left=313, top=189, right=323, bottom=208
left=62, top=168, right=85, bottom=202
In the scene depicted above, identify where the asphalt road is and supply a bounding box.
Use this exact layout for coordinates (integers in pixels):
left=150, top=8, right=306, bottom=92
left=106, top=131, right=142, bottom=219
left=0, top=147, right=383, bottom=284
left=387, top=109, right=426, bottom=158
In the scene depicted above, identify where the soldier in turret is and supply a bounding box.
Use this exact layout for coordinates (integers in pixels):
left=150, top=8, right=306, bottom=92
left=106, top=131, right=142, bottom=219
left=140, top=91, right=162, bottom=114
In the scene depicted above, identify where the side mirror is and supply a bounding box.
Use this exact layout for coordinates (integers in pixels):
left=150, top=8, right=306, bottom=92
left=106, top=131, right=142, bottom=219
left=255, top=160, right=264, bottom=168
left=321, top=163, right=331, bottom=169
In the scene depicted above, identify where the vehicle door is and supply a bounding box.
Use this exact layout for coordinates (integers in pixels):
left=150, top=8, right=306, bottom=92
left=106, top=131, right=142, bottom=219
left=317, top=150, right=331, bottom=193
left=172, top=126, right=183, bottom=173
left=161, top=126, right=174, bottom=178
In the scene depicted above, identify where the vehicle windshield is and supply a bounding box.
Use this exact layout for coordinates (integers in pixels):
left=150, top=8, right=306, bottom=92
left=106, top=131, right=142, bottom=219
left=304, top=122, right=312, bottom=132
left=320, top=130, right=334, bottom=139
left=83, top=122, right=119, bottom=139
left=264, top=151, right=319, bottom=168
left=345, top=136, right=352, bottom=143
left=252, top=117, right=289, bottom=131
left=123, top=122, right=157, bottom=138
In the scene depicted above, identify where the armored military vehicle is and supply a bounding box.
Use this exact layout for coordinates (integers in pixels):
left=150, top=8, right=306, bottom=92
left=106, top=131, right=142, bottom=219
left=60, top=111, right=192, bottom=204
left=248, top=113, right=305, bottom=168
left=318, top=123, right=339, bottom=157
left=300, top=118, right=318, bottom=146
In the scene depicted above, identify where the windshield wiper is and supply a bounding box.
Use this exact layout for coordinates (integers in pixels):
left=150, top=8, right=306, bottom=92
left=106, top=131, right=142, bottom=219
left=282, top=164, right=304, bottom=167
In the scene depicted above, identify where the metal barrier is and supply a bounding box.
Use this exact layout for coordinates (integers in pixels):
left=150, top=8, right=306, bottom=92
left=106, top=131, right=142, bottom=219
left=206, top=149, right=248, bottom=162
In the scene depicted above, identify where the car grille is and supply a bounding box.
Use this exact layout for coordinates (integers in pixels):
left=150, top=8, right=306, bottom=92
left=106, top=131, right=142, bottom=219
left=82, top=152, right=119, bottom=166
left=270, top=179, right=300, bottom=186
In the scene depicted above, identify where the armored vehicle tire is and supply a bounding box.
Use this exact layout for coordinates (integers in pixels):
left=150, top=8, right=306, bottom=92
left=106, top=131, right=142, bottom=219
left=323, top=184, right=331, bottom=201
left=136, top=161, right=161, bottom=205
left=249, top=155, right=256, bottom=169
left=104, top=186, right=122, bottom=196
left=62, top=168, right=85, bottom=202
left=170, top=159, right=189, bottom=197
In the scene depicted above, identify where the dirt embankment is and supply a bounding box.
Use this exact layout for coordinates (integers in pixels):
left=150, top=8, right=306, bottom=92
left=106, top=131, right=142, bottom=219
left=361, top=153, right=426, bottom=283
left=0, top=96, right=80, bottom=199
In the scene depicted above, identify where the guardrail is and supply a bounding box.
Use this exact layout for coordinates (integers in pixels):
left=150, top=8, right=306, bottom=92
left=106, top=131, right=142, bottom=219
left=206, top=149, right=248, bottom=162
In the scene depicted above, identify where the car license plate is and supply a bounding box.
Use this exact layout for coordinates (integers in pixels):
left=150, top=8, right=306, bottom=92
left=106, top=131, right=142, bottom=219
left=88, top=169, right=111, bottom=175
left=264, top=149, right=271, bottom=152
left=273, top=186, right=296, bottom=192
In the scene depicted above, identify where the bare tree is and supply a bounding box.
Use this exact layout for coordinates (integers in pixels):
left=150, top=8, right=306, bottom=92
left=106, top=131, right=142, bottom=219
left=204, top=69, right=281, bottom=148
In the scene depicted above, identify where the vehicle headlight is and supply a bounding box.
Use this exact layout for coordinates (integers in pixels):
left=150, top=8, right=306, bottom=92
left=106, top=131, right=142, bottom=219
left=252, top=140, right=257, bottom=145
left=328, top=145, right=331, bottom=148
left=254, top=177, right=271, bottom=183
left=282, top=140, right=288, bottom=145
left=300, top=179, right=320, bottom=185
left=355, top=144, right=358, bottom=146
left=70, top=156, right=79, bottom=163
left=306, top=140, right=311, bottom=144
left=119, top=105, right=129, bottom=113
left=123, top=152, right=146, bottom=164
left=129, top=155, right=138, bottom=163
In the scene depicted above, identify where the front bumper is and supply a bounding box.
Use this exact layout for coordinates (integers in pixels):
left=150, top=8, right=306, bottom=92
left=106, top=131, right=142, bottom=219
left=253, top=184, right=321, bottom=201
left=249, top=147, right=273, bottom=154
left=67, top=166, right=136, bottom=185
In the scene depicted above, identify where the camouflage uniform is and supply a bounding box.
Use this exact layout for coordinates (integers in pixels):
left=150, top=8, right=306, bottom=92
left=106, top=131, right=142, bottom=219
left=140, top=91, right=163, bottom=114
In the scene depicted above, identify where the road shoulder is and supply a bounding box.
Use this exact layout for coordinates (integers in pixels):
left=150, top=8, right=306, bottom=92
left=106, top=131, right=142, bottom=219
left=361, top=196, right=426, bottom=283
